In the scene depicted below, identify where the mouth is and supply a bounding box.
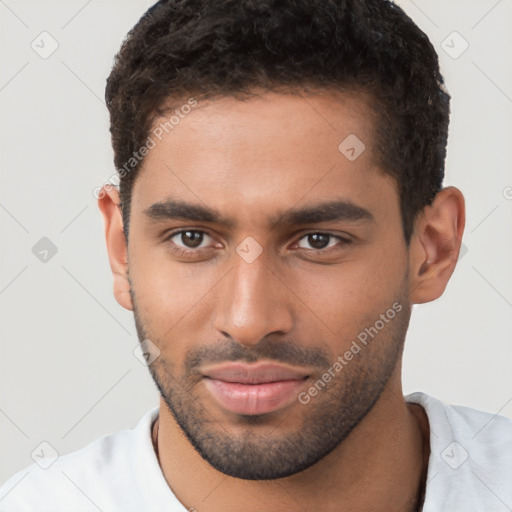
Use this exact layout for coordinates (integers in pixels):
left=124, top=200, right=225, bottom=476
left=201, top=362, right=310, bottom=415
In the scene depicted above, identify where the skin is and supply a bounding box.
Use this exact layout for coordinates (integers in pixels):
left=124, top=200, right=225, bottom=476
left=98, top=90, right=465, bottom=512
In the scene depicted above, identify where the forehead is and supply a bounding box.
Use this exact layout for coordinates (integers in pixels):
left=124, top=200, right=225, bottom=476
left=131, top=91, right=398, bottom=226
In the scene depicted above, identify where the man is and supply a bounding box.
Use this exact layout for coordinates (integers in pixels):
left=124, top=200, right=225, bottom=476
left=1, top=0, right=510, bottom=511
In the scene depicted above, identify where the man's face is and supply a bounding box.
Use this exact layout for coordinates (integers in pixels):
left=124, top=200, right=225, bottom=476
left=127, top=91, right=412, bottom=479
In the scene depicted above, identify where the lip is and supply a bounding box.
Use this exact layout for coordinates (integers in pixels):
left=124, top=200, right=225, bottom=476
left=202, top=362, right=310, bottom=384
left=202, top=363, right=310, bottom=415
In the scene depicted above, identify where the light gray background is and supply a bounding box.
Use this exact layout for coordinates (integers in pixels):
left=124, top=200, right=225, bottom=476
left=1, top=0, right=511, bottom=484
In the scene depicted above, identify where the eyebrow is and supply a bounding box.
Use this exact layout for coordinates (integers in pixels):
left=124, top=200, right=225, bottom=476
left=143, top=198, right=374, bottom=229
left=275, top=200, right=374, bottom=227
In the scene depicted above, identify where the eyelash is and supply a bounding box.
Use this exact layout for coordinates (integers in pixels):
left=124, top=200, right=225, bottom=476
left=164, top=229, right=352, bottom=257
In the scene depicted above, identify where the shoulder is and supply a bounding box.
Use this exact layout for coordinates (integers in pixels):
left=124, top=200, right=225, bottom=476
left=407, top=391, right=512, bottom=449
left=0, top=407, right=159, bottom=512
left=406, top=392, right=512, bottom=511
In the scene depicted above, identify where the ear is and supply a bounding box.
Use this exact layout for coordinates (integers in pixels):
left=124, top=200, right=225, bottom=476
left=408, top=186, right=466, bottom=304
left=97, top=185, right=133, bottom=311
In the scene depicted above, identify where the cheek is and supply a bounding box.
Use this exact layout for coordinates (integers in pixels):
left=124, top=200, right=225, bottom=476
left=289, top=250, right=406, bottom=339
left=129, top=247, right=220, bottom=340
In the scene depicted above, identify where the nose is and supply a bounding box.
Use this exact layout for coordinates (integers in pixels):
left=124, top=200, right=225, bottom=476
left=213, top=252, right=294, bottom=346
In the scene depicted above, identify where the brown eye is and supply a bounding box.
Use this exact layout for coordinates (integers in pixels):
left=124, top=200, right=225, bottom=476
left=179, top=230, right=204, bottom=248
left=297, top=233, right=346, bottom=251
left=168, top=230, right=213, bottom=251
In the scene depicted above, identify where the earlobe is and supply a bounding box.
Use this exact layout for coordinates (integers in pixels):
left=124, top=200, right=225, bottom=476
left=97, top=185, right=134, bottom=311
left=409, top=186, right=466, bottom=304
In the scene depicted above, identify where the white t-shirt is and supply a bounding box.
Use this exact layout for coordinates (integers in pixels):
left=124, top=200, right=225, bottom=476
left=1, top=392, right=511, bottom=511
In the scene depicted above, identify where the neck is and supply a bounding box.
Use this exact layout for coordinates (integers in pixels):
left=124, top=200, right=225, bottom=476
left=152, top=381, right=430, bottom=512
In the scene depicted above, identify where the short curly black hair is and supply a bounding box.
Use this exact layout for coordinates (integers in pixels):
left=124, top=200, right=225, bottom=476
left=105, top=0, right=450, bottom=244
